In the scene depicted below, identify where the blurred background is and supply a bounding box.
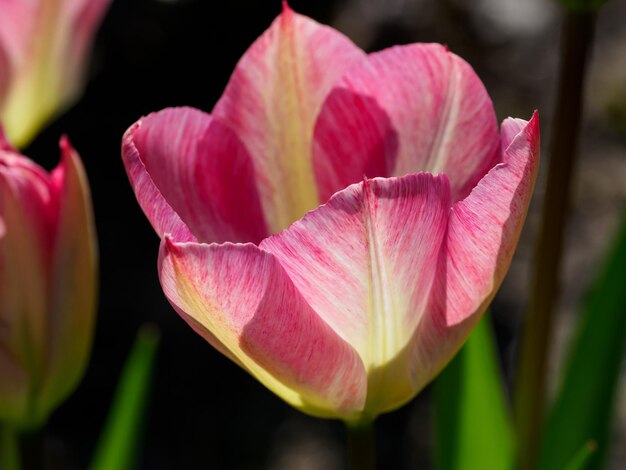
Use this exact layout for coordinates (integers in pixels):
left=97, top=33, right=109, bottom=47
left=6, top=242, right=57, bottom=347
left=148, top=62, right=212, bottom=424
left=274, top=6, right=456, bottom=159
left=23, top=0, right=626, bottom=468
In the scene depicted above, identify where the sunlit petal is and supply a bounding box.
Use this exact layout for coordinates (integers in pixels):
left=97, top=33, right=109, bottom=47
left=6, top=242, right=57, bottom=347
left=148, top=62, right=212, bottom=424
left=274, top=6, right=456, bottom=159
left=159, top=239, right=368, bottom=419
left=213, top=3, right=366, bottom=231
left=314, top=44, right=499, bottom=203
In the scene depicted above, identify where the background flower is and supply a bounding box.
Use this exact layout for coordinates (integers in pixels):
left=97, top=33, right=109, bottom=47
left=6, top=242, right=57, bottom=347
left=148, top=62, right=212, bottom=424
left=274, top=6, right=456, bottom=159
left=0, top=0, right=111, bottom=147
left=0, top=131, right=97, bottom=429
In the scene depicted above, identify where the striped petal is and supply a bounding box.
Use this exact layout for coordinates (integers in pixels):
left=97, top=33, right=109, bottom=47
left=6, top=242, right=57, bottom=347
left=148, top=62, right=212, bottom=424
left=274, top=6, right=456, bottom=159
left=159, top=239, right=368, bottom=419
left=260, top=173, right=451, bottom=416
left=407, top=113, right=540, bottom=399
left=444, top=112, right=540, bottom=325
left=122, top=107, right=268, bottom=244
left=212, top=3, right=365, bottom=233
left=313, top=43, right=499, bottom=203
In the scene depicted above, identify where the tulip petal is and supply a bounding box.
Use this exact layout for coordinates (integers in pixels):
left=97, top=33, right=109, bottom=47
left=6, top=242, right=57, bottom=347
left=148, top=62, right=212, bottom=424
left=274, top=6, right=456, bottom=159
left=500, top=118, right=528, bottom=151
left=0, top=150, right=52, bottom=424
left=64, top=0, right=111, bottom=81
left=407, top=113, right=540, bottom=400
left=260, top=173, right=450, bottom=414
left=212, top=4, right=366, bottom=232
left=314, top=44, right=499, bottom=203
left=312, top=88, right=398, bottom=203
left=39, top=137, right=98, bottom=414
left=445, top=112, right=539, bottom=326
left=159, top=239, right=368, bottom=419
left=122, top=107, right=268, bottom=244
left=0, top=1, right=35, bottom=62
left=0, top=0, right=110, bottom=147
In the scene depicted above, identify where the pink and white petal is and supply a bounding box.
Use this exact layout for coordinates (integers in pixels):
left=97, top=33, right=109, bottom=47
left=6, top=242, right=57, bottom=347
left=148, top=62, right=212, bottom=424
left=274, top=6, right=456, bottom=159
left=159, top=239, right=367, bottom=419
left=260, top=173, right=450, bottom=414
left=402, top=113, right=540, bottom=399
left=381, top=113, right=539, bottom=410
left=0, top=0, right=110, bottom=147
left=0, top=151, right=53, bottom=424
left=122, top=107, right=268, bottom=244
left=443, top=112, right=539, bottom=327
left=501, top=117, right=529, bottom=152
left=39, top=138, right=97, bottom=416
left=314, top=44, right=499, bottom=202
left=212, top=4, right=366, bottom=232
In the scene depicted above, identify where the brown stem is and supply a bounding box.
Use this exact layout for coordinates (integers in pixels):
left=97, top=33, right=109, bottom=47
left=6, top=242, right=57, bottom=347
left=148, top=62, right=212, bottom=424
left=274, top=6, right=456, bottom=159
left=514, top=10, right=596, bottom=470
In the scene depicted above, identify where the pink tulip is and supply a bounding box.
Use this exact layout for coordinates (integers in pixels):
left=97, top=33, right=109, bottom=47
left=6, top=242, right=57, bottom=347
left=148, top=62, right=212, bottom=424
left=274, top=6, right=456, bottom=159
left=0, top=130, right=97, bottom=429
left=0, top=0, right=111, bottom=147
left=122, top=4, right=539, bottom=422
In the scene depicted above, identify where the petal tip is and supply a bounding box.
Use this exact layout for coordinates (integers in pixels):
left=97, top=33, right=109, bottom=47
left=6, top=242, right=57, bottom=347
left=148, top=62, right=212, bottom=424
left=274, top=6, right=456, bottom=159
left=55, top=135, right=75, bottom=178
left=163, top=234, right=179, bottom=253
left=530, top=109, right=540, bottom=130
left=59, top=135, right=72, bottom=156
left=124, top=120, right=142, bottom=139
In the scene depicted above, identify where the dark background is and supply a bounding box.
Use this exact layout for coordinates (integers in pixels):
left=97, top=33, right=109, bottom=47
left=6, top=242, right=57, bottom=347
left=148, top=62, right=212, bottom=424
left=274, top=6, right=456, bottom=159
left=23, top=0, right=626, bottom=468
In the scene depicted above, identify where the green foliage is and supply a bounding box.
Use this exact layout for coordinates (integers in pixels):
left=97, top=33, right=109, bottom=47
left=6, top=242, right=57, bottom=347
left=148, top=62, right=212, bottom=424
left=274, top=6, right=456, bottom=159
left=564, top=441, right=598, bottom=470
left=540, top=210, right=626, bottom=470
left=91, top=325, right=160, bottom=470
left=433, top=315, right=515, bottom=470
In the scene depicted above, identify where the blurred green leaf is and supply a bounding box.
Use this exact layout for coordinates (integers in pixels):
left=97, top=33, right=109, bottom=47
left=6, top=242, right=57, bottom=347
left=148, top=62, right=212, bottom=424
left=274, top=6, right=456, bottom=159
left=540, top=209, right=626, bottom=470
left=91, top=325, right=160, bottom=470
left=558, top=0, right=609, bottom=12
left=564, top=441, right=598, bottom=470
left=433, top=315, right=515, bottom=470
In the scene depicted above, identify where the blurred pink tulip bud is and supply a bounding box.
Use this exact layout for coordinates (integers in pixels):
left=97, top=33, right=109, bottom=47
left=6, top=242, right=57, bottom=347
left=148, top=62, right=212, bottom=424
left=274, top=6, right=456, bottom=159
left=122, top=4, right=539, bottom=422
left=0, top=129, right=97, bottom=429
left=0, top=0, right=111, bottom=147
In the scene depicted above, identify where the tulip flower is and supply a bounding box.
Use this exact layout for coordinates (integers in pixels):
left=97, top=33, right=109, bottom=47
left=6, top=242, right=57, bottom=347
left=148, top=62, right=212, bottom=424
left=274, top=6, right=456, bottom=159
left=122, top=4, right=539, bottom=422
left=0, top=0, right=111, bottom=148
left=0, top=129, right=97, bottom=429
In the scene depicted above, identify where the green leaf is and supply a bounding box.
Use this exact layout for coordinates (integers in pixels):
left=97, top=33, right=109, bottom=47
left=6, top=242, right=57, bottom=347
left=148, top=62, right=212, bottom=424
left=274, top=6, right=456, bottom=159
left=564, top=441, right=598, bottom=470
left=433, top=315, right=515, bottom=470
left=90, top=325, right=160, bottom=470
left=540, top=209, right=626, bottom=470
